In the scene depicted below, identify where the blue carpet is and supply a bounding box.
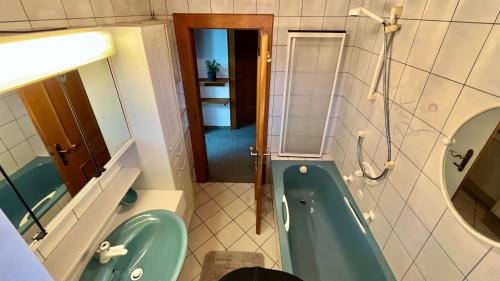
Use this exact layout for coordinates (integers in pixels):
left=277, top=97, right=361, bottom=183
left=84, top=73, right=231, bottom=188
left=205, top=124, right=256, bottom=182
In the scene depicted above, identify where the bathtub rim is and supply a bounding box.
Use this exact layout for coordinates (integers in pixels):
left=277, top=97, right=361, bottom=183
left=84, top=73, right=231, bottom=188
left=271, top=159, right=395, bottom=280
left=0, top=156, right=68, bottom=234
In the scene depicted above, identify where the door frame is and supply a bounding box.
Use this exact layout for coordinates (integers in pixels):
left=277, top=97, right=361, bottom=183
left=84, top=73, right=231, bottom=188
left=173, top=14, right=274, bottom=182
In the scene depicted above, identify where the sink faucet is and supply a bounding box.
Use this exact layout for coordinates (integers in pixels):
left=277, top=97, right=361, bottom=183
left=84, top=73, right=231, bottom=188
left=96, top=241, right=128, bottom=264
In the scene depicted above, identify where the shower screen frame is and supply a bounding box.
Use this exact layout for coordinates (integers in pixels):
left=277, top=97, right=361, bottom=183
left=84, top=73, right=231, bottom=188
left=278, top=31, right=346, bottom=157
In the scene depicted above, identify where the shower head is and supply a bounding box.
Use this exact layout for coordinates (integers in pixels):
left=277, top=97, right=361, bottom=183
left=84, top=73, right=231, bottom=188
left=348, top=7, right=385, bottom=24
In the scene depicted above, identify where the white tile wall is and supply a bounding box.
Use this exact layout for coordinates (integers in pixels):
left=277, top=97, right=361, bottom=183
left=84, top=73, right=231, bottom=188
left=1, top=1, right=500, bottom=280
left=329, top=1, right=500, bottom=281
left=0, top=92, right=48, bottom=175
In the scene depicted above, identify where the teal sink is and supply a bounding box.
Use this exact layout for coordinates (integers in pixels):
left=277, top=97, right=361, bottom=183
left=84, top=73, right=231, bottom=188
left=80, top=210, right=187, bottom=281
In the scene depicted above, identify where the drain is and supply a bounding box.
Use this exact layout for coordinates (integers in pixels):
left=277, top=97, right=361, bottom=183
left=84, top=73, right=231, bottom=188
left=299, top=200, right=306, bottom=205
left=131, top=268, right=143, bottom=280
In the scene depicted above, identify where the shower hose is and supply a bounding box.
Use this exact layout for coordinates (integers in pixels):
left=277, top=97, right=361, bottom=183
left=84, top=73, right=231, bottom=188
left=357, top=24, right=393, bottom=181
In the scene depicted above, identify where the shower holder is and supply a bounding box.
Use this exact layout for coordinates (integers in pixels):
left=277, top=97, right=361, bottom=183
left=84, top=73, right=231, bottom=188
left=367, top=93, right=377, bottom=101
left=384, top=161, right=396, bottom=169
left=384, top=24, right=400, bottom=33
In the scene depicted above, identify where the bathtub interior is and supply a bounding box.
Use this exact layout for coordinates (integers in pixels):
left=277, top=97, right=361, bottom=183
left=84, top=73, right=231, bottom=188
left=271, top=160, right=395, bottom=281
left=0, top=157, right=68, bottom=234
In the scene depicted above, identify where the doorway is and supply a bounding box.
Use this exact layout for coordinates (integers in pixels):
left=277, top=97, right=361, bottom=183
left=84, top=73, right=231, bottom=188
left=173, top=14, right=273, bottom=233
left=193, top=28, right=258, bottom=182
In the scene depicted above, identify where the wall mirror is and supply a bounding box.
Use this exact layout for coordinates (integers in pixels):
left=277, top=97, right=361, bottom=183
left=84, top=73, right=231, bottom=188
left=442, top=105, right=500, bottom=245
left=0, top=59, right=130, bottom=243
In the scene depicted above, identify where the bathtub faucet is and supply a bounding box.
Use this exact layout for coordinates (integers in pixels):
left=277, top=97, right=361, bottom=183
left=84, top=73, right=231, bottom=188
left=96, top=241, right=128, bottom=264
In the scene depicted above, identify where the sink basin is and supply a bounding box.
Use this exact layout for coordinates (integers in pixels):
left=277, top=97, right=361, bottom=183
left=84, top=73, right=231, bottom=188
left=80, top=209, right=187, bottom=281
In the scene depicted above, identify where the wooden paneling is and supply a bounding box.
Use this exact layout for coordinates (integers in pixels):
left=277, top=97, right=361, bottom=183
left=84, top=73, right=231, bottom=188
left=254, top=30, right=270, bottom=234
left=228, top=30, right=237, bottom=130
left=234, top=30, right=258, bottom=128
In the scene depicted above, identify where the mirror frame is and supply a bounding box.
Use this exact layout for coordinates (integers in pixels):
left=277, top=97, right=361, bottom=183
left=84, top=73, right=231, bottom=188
left=439, top=102, right=500, bottom=247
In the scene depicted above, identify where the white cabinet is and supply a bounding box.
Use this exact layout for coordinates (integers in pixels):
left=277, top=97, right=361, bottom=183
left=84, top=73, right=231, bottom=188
left=106, top=24, right=194, bottom=215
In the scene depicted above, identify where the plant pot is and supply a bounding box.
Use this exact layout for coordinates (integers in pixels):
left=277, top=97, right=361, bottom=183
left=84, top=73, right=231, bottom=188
left=207, top=71, right=216, bottom=81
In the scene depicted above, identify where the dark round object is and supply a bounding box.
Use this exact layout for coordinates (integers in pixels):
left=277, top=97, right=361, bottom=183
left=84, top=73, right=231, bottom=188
left=120, top=188, right=137, bottom=206
left=219, top=267, right=303, bottom=281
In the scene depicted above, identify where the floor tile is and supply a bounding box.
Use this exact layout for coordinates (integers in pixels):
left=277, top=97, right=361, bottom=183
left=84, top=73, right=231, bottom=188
left=193, top=183, right=202, bottom=194
left=263, top=209, right=275, bottom=227
left=213, top=189, right=237, bottom=207
left=188, top=224, right=212, bottom=251
left=265, top=189, right=273, bottom=200
left=187, top=182, right=279, bottom=270
left=189, top=214, right=203, bottom=231
left=229, top=182, right=253, bottom=195
left=216, top=221, right=245, bottom=248
left=204, top=182, right=227, bottom=197
left=205, top=210, right=232, bottom=234
left=228, top=234, right=259, bottom=252
left=250, top=197, right=274, bottom=215
left=196, top=200, right=221, bottom=221
left=240, top=188, right=256, bottom=206
left=177, top=254, right=201, bottom=281
left=223, top=198, right=248, bottom=219
left=194, top=237, right=225, bottom=264
left=198, top=182, right=214, bottom=189
left=247, top=220, right=274, bottom=246
left=194, top=190, right=210, bottom=208
left=256, top=248, right=276, bottom=269
left=235, top=207, right=256, bottom=231
left=261, top=234, right=278, bottom=262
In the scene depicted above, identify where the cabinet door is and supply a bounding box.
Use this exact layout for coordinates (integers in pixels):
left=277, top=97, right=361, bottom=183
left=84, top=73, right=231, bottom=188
left=141, top=25, right=183, bottom=148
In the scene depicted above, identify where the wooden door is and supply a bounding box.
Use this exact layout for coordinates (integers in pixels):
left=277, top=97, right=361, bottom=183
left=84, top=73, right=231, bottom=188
left=17, top=72, right=109, bottom=196
left=232, top=30, right=258, bottom=129
left=254, top=30, right=270, bottom=234
left=58, top=71, right=111, bottom=170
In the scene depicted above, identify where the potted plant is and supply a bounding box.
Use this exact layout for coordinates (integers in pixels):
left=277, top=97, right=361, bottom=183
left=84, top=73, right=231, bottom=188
left=205, top=59, right=221, bottom=81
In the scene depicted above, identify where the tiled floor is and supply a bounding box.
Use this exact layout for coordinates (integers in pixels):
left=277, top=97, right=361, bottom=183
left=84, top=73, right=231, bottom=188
left=178, top=182, right=280, bottom=281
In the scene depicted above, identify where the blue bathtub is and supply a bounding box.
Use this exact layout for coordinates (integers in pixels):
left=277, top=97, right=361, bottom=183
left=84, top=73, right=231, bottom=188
left=0, top=157, right=68, bottom=234
left=272, top=160, right=395, bottom=281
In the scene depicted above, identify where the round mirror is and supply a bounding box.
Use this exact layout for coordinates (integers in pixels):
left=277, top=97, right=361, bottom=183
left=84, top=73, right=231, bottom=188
left=441, top=105, right=500, bottom=245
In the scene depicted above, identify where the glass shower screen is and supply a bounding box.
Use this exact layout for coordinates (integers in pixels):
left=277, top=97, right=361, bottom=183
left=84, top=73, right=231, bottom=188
left=279, top=31, right=345, bottom=157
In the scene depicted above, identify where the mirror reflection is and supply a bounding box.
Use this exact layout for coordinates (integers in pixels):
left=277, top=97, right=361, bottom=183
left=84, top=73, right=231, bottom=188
left=0, top=59, right=130, bottom=242
left=0, top=162, right=45, bottom=243
left=444, top=107, right=500, bottom=242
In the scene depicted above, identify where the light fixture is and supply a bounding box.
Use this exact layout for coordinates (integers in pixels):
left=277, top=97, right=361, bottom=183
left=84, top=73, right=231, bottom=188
left=0, top=28, right=115, bottom=94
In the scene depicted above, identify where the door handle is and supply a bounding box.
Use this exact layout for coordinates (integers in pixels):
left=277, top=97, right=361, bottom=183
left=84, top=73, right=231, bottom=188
left=55, top=143, right=77, bottom=165
left=450, top=149, right=474, bottom=172
left=249, top=146, right=258, bottom=156
left=249, top=146, right=271, bottom=156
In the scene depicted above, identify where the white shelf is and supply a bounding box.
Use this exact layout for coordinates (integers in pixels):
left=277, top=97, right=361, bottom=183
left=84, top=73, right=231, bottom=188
left=110, top=190, right=184, bottom=230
